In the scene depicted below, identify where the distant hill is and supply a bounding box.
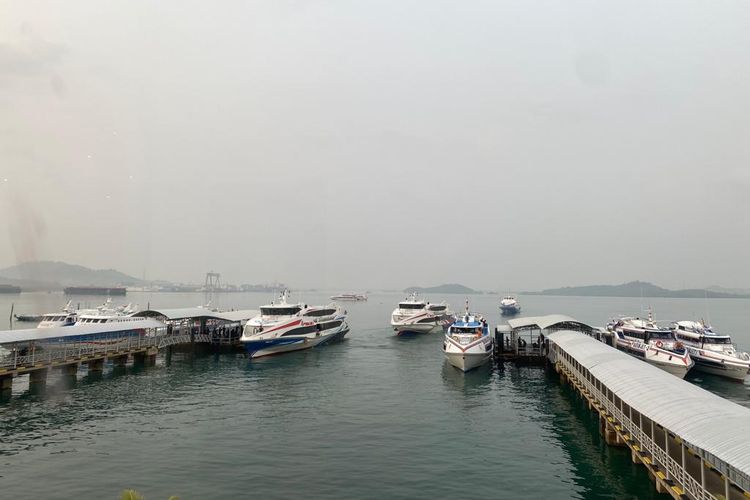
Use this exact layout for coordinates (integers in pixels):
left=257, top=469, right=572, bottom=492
left=527, top=281, right=749, bottom=299
left=0, top=261, right=146, bottom=289
left=404, top=283, right=478, bottom=294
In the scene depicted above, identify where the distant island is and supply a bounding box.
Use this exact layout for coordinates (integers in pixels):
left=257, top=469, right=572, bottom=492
left=0, top=261, right=147, bottom=291
left=404, top=284, right=478, bottom=294
left=526, top=281, right=750, bottom=299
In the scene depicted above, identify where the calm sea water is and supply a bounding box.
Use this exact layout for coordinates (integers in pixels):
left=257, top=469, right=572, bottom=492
left=1, top=291, right=749, bottom=499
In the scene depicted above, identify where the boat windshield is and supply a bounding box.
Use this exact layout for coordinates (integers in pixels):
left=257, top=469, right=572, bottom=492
left=451, top=326, right=482, bottom=334
left=399, top=303, right=424, bottom=310
left=704, top=336, right=732, bottom=344
left=260, top=307, right=300, bottom=316
left=648, top=331, right=673, bottom=340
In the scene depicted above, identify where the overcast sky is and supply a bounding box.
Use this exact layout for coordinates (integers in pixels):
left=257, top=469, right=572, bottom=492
left=1, top=1, right=749, bottom=291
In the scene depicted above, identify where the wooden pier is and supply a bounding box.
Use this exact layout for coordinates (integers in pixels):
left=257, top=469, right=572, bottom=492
left=549, top=330, right=750, bottom=499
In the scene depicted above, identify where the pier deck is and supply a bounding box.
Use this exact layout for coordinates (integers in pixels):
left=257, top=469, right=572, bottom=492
left=0, top=308, right=258, bottom=392
left=549, top=330, right=750, bottom=499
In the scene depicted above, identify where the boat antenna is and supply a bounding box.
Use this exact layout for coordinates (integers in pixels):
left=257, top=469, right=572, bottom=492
left=9, top=302, right=13, bottom=330
left=704, top=288, right=712, bottom=327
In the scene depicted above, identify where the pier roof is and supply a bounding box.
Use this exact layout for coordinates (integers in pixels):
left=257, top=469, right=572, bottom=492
left=134, top=308, right=258, bottom=323
left=0, top=319, right=166, bottom=345
left=548, top=330, right=750, bottom=477
left=507, top=314, right=595, bottom=331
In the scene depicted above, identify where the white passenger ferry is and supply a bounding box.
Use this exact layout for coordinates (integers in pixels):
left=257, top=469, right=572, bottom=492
left=240, top=290, right=350, bottom=358
left=390, top=292, right=453, bottom=335
left=672, top=321, right=750, bottom=381
left=608, top=313, right=694, bottom=378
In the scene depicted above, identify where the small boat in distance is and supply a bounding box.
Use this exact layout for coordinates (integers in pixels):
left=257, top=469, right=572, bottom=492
left=672, top=320, right=750, bottom=381
left=14, top=314, right=43, bottom=322
left=330, top=292, right=368, bottom=301
left=607, top=311, right=694, bottom=378
left=390, top=292, right=453, bottom=335
left=240, top=290, right=350, bottom=358
left=499, top=295, right=521, bottom=316
left=443, top=300, right=493, bottom=372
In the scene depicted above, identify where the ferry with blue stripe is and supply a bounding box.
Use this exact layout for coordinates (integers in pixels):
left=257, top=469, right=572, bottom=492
left=443, top=300, right=493, bottom=372
left=240, top=290, right=350, bottom=358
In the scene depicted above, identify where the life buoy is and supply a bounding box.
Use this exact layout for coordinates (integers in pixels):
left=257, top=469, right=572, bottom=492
left=655, top=340, right=663, bottom=348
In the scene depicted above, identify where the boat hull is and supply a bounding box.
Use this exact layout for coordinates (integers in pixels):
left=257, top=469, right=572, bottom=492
left=647, top=357, right=691, bottom=379
left=499, top=306, right=521, bottom=316
left=687, top=351, right=749, bottom=381
left=615, top=339, right=692, bottom=379
left=393, top=322, right=445, bottom=335
left=243, top=325, right=349, bottom=358
left=444, top=351, right=491, bottom=372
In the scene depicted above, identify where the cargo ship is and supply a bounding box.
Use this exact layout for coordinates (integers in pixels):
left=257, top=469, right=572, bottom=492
left=0, top=284, right=21, bottom=293
left=63, top=286, right=127, bottom=296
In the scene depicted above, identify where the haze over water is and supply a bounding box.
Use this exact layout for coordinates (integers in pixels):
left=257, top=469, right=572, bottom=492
left=1, top=292, right=748, bottom=498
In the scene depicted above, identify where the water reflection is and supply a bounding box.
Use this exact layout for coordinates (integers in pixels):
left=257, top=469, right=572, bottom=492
left=440, top=361, right=493, bottom=395
left=686, top=371, right=750, bottom=406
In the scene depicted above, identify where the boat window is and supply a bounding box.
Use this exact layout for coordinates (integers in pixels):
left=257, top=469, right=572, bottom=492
left=260, top=307, right=301, bottom=316
left=649, top=331, right=673, bottom=340
left=319, top=320, right=343, bottom=331
left=281, top=325, right=317, bottom=336
left=305, top=309, right=336, bottom=317
left=399, top=303, right=424, bottom=310
left=428, top=305, right=446, bottom=311
left=451, top=327, right=479, bottom=334
left=704, top=337, right=731, bottom=344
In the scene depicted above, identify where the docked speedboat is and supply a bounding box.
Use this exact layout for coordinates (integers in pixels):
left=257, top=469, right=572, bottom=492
left=607, top=314, right=694, bottom=378
left=443, top=301, right=493, bottom=372
left=390, top=292, right=453, bottom=335
left=37, top=301, right=79, bottom=328
left=330, top=292, right=368, bottom=301
left=240, top=290, right=350, bottom=358
left=672, top=321, right=750, bottom=381
left=499, top=295, right=521, bottom=316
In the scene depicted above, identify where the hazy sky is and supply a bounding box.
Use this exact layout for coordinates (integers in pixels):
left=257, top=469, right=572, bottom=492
left=1, top=1, right=749, bottom=291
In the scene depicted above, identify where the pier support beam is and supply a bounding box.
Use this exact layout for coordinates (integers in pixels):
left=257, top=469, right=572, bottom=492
left=87, top=359, right=104, bottom=373
left=29, top=368, right=48, bottom=385
left=0, top=374, right=13, bottom=391
left=60, top=363, right=79, bottom=377
left=133, top=349, right=158, bottom=367
left=110, top=355, right=128, bottom=367
left=632, top=449, right=641, bottom=464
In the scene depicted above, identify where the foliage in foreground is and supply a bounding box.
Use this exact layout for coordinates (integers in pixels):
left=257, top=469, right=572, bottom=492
left=121, top=489, right=179, bottom=500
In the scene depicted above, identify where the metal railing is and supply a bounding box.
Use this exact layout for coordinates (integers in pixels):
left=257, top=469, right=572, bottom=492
left=0, top=328, right=212, bottom=371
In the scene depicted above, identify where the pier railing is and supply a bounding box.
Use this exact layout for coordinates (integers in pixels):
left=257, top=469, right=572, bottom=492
left=0, top=328, right=220, bottom=372
left=556, top=351, right=721, bottom=500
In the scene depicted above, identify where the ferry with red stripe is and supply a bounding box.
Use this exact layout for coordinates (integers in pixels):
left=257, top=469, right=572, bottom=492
left=240, top=290, right=349, bottom=358
left=390, top=292, right=453, bottom=335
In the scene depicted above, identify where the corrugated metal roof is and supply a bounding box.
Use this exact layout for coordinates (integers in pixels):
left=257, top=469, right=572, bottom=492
left=134, top=308, right=229, bottom=321
left=0, top=319, right=166, bottom=344
left=548, top=330, right=750, bottom=477
left=507, top=314, right=593, bottom=331
left=213, top=310, right=259, bottom=322
left=134, top=308, right=259, bottom=322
